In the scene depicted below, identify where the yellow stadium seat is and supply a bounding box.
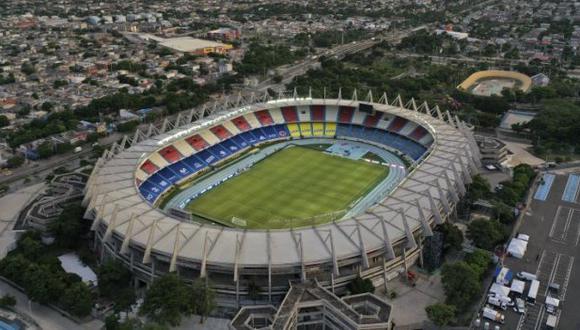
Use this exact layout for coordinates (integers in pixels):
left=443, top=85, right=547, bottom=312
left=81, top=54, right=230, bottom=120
left=324, top=122, right=336, bottom=136
left=299, top=123, right=312, bottom=137
left=312, top=123, right=324, bottom=136
left=287, top=123, right=301, bottom=138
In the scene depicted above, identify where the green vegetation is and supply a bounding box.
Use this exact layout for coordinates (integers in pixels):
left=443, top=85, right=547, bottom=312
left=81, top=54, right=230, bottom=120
left=139, top=274, right=216, bottom=326
left=0, top=230, right=94, bottom=317
left=235, top=43, right=306, bottom=77
left=467, top=219, right=508, bottom=251
left=140, top=274, right=192, bottom=326
left=441, top=249, right=491, bottom=313
left=347, top=275, right=375, bottom=294
left=0, top=294, right=16, bottom=308
left=525, top=100, right=580, bottom=157
left=191, top=277, right=216, bottom=324
left=97, top=260, right=135, bottom=312
left=7, top=110, right=78, bottom=148
left=186, top=146, right=388, bottom=229
left=436, top=222, right=464, bottom=253
left=426, top=303, right=456, bottom=328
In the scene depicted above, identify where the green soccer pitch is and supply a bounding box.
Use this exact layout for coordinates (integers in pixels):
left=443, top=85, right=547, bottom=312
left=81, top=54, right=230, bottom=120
left=185, top=146, right=389, bottom=229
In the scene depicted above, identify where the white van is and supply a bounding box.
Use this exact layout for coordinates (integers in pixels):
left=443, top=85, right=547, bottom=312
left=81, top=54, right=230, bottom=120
left=488, top=296, right=507, bottom=310
left=517, top=271, right=537, bottom=281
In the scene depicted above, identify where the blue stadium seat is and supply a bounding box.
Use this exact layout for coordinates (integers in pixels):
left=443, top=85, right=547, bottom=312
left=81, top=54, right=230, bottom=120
left=207, top=144, right=230, bottom=160
left=196, top=150, right=219, bottom=165
left=231, top=135, right=249, bottom=148
left=182, top=155, right=207, bottom=171
left=240, top=130, right=258, bottom=145
left=168, top=161, right=195, bottom=179
left=274, top=124, right=291, bottom=139
left=147, top=173, right=171, bottom=192
left=221, top=139, right=240, bottom=153
left=261, top=126, right=279, bottom=139
left=252, top=128, right=269, bottom=142
left=157, top=167, right=181, bottom=184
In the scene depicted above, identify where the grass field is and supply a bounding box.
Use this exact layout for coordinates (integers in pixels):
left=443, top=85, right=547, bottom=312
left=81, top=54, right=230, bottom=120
left=186, top=146, right=388, bottom=229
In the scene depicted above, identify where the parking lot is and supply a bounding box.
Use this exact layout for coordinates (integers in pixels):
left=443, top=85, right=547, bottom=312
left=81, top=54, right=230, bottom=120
left=498, top=171, right=580, bottom=330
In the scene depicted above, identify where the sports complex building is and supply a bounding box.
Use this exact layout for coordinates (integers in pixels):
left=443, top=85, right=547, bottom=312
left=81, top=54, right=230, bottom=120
left=83, top=91, right=480, bottom=318
left=457, top=70, right=532, bottom=97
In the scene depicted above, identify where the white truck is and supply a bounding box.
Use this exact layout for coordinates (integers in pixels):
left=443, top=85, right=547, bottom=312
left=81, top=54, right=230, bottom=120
left=545, top=296, right=560, bottom=314
left=488, top=296, right=507, bottom=310
left=546, top=314, right=557, bottom=329
left=483, top=307, right=505, bottom=324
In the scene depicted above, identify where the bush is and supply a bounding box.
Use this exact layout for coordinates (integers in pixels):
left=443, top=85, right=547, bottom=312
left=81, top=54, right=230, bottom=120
left=347, top=275, right=375, bottom=294
left=426, top=303, right=456, bottom=327
left=0, top=294, right=16, bottom=308
left=467, top=219, right=508, bottom=251
left=441, top=262, right=481, bottom=312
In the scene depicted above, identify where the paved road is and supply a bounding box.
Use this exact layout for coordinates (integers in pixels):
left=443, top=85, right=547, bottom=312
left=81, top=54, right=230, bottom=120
left=0, top=133, right=122, bottom=186
left=0, top=280, right=103, bottom=330
left=500, top=172, right=580, bottom=330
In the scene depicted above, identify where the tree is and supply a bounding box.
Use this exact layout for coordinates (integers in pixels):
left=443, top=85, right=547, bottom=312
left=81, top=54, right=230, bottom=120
left=464, top=249, right=491, bottom=279
left=467, top=175, right=491, bottom=202
left=191, top=277, right=216, bottom=324
left=22, top=264, right=65, bottom=304
left=17, top=236, right=43, bottom=261
left=441, top=262, right=481, bottom=311
left=467, top=219, right=507, bottom=251
left=37, top=141, right=54, bottom=159
left=60, top=282, right=94, bottom=317
left=0, top=294, right=16, bottom=308
left=6, top=155, right=25, bottom=168
left=347, top=275, right=375, bottom=294
left=97, top=260, right=135, bottom=311
left=140, top=274, right=192, bottom=326
left=48, top=203, right=88, bottom=248
left=247, top=279, right=261, bottom=301
left=0, top=115, right=9, bottom=127
left=436, top=222, right=464, bottom=252
left=426, top=303, right=455, bottom=327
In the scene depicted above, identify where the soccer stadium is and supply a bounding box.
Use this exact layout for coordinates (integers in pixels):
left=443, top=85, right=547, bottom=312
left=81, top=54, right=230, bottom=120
left=457, top=70, right=532, bottom=97
left=83, top=91, right=480, bottom=312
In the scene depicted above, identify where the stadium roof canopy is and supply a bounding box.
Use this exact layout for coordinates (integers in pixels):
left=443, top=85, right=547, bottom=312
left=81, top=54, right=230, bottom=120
left=85, top=95, right=479, bottom=274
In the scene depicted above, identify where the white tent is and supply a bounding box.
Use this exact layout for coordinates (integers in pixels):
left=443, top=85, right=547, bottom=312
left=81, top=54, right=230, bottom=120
left=510, top=279, right=525, bottom=295
left=507, top=238, right=528, bottom=259
left=489, top=283, right=510, bottom=298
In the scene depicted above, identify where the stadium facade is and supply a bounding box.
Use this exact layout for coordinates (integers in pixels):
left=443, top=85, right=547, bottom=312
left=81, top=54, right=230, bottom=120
left=83, top=91, right=480, bottom=310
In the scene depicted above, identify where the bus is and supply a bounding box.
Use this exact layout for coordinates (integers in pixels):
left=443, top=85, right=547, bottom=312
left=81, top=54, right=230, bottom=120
left=527, top=279, right=540, bottom=303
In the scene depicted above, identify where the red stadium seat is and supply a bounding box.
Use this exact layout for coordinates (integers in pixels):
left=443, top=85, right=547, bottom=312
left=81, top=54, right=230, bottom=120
left=232, top=116, right=251, bottom=131
left=409, top=126, right=428, bottom=141
left=210, top=125, right=232, bottom=140
left=158, top=145, right=182, bottom=163
left=338, top=106, right=355, bottom=123
left=140, top=160, right=158, bottom=174
left=363, top=112, right=383, bottom=127
left=281, top=106, right=299, bottom=123
left=254, top=110, right=274, bottom=126
left=388, top=116, right=408, bottom=132
left=185, top=135, right=209, bottom=151
left=310, top=105, right=325, bottom=121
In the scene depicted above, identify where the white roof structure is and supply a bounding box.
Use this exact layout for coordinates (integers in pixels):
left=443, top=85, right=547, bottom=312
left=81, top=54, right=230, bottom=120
left=159, top=37, right=227, bottom=53
left=84, top=93, right=479, bottom=273
left=490, top=283, right=511, bottom=298
left=507, top=238, right=528, bottom=259
left=510, top=279, right=525, bottom=295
